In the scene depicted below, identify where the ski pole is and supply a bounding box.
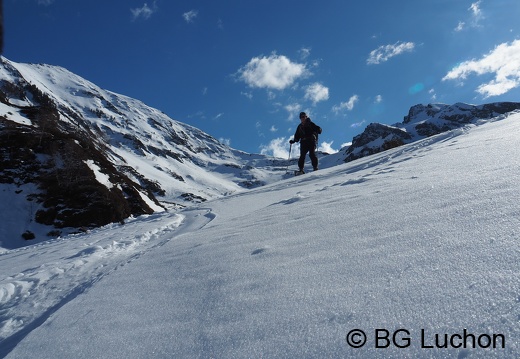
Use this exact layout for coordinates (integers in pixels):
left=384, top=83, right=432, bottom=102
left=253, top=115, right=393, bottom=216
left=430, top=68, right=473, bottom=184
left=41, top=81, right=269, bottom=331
left=286, top=143, right=292, bottom=174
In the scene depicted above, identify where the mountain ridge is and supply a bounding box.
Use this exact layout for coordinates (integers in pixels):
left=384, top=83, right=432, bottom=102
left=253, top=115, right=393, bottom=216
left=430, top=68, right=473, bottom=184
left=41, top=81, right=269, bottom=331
left=1, top=56, right=519, bottom=248
left=342, top=101, right=520, bottom=162
left=0, top=56, right=293, bottom=246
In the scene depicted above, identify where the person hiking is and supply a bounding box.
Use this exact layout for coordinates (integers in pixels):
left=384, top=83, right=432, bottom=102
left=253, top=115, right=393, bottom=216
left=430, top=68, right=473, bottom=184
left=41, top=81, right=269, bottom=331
left=289, top=112, right=322, bottom=174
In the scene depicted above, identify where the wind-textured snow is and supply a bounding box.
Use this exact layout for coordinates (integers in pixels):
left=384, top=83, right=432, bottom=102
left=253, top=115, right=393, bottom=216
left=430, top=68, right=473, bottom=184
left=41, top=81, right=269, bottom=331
left=1, top=113, right=520, bottom=358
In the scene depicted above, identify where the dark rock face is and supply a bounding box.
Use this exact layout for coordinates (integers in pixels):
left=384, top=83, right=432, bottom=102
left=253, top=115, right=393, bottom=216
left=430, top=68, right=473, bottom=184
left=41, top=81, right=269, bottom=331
left=403, top=102, right=520, bottom=124
left=0, top=57, right=291, bottom=246
left=344, top=123, right=412, bottom=162
left=0, top=62, right=159, bottom=235
left=344, top=102, right=520, bottom=163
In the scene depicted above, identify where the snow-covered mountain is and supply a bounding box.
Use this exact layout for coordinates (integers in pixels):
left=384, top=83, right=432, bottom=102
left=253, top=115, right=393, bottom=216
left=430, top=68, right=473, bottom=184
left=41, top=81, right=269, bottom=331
left=342, top=102, right=520, bottom=162
left=0, top=57, right=297, bottom=247
left=2, top=56, right=520, bottom=253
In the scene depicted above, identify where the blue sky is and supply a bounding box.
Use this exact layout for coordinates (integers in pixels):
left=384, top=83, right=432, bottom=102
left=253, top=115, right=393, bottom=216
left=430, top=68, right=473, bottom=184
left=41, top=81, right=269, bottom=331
left=3, top=0, right=520, bottom=156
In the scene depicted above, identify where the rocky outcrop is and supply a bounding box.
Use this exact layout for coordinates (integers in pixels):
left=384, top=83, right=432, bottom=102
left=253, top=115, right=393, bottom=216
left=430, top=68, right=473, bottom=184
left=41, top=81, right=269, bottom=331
left=0, top=82, right=159, bottom=234
left=403, top=102, right=520, bottom=124
left=344, top=102, right=520, bottom=163
left=0, top=57, right=290, bottom=246
left=344, top=123, right=412, bottom=162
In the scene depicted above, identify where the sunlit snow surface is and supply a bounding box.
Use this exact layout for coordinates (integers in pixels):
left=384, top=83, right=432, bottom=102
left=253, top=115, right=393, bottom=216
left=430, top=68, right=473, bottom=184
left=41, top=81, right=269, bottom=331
left=1, top=114, right=519, bottom=358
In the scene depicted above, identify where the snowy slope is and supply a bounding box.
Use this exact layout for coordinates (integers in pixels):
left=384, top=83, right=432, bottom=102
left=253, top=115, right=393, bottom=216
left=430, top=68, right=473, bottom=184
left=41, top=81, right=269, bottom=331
left=3, top=57, right=518, bottom=253
left=1, top=112, right=519, bottom=358
left=0, top=56, right=295, bottom=203
left=1, top=57, right=325, bottom=249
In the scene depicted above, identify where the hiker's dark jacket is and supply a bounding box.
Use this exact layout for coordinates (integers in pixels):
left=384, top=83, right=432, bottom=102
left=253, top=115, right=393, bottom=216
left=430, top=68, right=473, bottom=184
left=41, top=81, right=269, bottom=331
left=293, top=118, right=322, bottom=144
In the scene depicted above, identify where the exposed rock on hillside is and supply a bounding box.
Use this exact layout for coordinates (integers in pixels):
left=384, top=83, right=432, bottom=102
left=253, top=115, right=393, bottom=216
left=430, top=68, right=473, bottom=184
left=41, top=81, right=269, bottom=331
left=0, top=57, right=289, bottom=246
left=0, top=73, right=158, bottom=233
left=344, top=102, right=520, bottom=162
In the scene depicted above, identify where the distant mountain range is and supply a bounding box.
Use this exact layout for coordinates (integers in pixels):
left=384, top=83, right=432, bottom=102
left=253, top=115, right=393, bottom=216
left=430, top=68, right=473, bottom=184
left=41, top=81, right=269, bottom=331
left=342, top=102, right=520, bottom=162
left=1, top=56, right=519, bottom=244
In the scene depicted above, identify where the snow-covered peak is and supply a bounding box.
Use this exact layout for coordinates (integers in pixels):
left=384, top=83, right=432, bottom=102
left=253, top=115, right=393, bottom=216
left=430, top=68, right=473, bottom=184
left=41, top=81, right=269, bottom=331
left=0, top=57, right=297, bottom=248
left=403, top=101, right=520, bottom=125
left=343, top=101, right=520, bottom=162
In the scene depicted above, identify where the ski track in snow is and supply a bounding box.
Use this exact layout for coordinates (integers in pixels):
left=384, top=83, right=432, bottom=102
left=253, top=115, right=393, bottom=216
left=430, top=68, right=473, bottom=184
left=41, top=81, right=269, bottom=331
left=0, top=209, right=216, bottom=352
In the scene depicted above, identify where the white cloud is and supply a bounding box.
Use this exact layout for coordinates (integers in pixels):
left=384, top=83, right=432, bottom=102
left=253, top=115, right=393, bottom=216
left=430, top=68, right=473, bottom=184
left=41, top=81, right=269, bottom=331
left=186, top=110, right=205, bottom=120
left=304, top=83, right=329, bottom=105
left=260, top=137, right=290, bottom=158
left=318, top=141, right=338, bottom=154
left=350, top=120, right=366, bottom=128
left=237, top=54, right=308, bottom=90
left=367, top=41, right=415, bottom=65
left=241, top=91, right=253, bottom=99
left=131, top=2, right=158, bottom=21
left=442, top=40, right=520, bottom=97
left=219, top=138, right=231, bottom=146
left=469, top=0, right=485, bottom=27
left=332, top=95, right=359, bottom=114
left=455, top=1, right=484, bottom=31
left=270, top=125, right=278, bottom=132
left=429, top=88, right=437, bottom=101
left=374, top=95, right=383, bottom=103
left=469, top=1, right=483, bottom=19
left=285, top=103, right=301, bottom=113
left=284, top=103, right=302, bottom=120
left=299, top=47, right=311, bottom=60
left=455, top=21, right=465, bottom=32
left=183, top=10, right=198, bottom=23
